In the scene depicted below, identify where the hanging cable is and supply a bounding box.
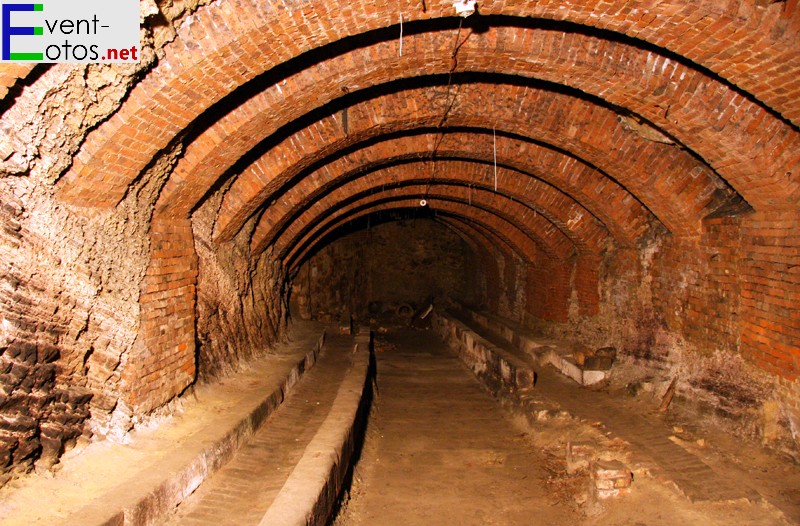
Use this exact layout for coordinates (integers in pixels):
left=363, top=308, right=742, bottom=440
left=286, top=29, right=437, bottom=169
left=399, top=13, right=404, bottom=57
left=493, top=125, right=498, bottom=192
left=424, top=17, right=470, bottom=202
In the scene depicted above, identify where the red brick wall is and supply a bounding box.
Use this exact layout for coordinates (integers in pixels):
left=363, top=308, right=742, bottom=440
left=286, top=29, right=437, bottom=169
left=653, top=222, right=742, bottom=357
left=574, top=254, right=602, bottom=317
left=124, top=218, right=197, bottom=413
left=651, top=211, right=799, bottom=382
left=738, top=211, right=800, bottom=382
left=524, top=253, right=573, bottom=323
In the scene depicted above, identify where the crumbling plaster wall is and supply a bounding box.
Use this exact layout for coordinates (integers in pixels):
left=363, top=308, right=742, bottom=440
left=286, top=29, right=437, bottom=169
left=518, top=218, right=799, bottom=456
left=0, top=141, right=180, bottom=485
left=193, top=191, right=289, bottom=383
left=0, top=0, right=273, bottom=485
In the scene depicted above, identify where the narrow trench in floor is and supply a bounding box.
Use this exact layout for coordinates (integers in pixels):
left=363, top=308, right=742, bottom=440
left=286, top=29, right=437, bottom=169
left=289, top=217, right=799, bottom=526
left=329, top=328, right=576, bottom=526
left=324, top=320, right=799, bottom=526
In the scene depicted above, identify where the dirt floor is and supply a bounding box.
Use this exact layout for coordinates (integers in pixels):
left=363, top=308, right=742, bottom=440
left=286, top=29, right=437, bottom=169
left=332, top=328, right=799, bottom=526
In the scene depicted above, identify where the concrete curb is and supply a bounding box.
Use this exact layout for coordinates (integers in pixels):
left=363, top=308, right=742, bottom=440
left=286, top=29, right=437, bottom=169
left=460, top=309, right=609, bottom=386
left=433, top=312, right=536, bottom=396
left=84, top=332, right=327, bottom=526
left=259, top=334, right=374, bottom=526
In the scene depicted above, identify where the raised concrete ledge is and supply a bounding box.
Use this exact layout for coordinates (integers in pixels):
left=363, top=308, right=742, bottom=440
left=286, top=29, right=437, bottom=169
left=259, top=335, right=374, bottom=526
left=433, top=312, right=536, bottom=397
left=0, top=325, right=327, bottom=526
left=465, top=310, right=558, bottom=359
left=461, top=309, right=609, bottom=386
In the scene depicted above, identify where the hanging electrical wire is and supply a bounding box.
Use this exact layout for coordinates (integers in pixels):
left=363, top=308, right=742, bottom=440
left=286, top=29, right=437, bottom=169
left=423, top=16, right=470, bottom=203
left=493, top=125, right=497, bottom=192
left=399, top=13, right=404, bottom=57
left=489, top=71, right=501, bottom=198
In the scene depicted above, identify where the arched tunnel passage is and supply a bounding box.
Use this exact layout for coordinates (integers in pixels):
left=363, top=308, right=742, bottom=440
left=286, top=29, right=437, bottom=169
left=288, top=211, right=484, bottom=326
left=1, top=0, right=800, bottom=524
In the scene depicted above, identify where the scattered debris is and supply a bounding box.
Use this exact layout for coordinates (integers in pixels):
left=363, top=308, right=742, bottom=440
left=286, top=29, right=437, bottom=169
left=593, top=459, right=633, bottom=499
left=410, top=299, right=434, bottom=329
left=659, top=376, right=679, bottom=413
left=566, top=441, right=595, bottom=474
left=373, top=338, right=399, bottom=353
left=542, top=446, right=591, bottom=510
left=574, top=346, right=617, bottom=370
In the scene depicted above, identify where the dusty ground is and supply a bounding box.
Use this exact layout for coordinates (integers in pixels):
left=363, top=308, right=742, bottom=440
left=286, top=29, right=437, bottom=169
left=334, top=329, right=575, bottom=525
left=333, top=329, right=797, bottom=525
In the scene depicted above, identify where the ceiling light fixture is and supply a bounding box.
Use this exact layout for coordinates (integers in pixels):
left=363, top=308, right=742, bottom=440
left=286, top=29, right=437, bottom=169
left=453, top=0, right=477, bottom=17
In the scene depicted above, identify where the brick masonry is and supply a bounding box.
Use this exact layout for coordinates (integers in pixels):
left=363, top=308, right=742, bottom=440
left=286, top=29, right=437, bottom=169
left=0, top=0, right=798, bottom=485
left=125, top=217, right=197, bottom=414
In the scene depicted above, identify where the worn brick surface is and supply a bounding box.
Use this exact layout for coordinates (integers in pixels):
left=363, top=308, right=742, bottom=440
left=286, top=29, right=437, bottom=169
left=449, top=310, right=763, bottom=503
left=214, top=83, right=725, bottom=243
left=55, top=2, right=800, bottom=208
left=252, top=161, right=610, bottom=256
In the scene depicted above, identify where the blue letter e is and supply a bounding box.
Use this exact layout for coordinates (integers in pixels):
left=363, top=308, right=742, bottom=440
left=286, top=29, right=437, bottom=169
left=2, top=3, right=43, bottom=61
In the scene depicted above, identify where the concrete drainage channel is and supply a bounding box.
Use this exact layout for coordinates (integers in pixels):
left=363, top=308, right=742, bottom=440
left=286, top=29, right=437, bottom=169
left=258, top=332, right=375, bottom=526
left=0, top=327, right=376, bottom=526
left=169, top=331, right=377, bottom=526
left=156, top=330, right=375, bottom=526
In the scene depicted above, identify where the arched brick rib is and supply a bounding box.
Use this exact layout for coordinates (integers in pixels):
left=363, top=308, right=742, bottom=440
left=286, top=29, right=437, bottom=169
left=149, top=28, right=799, bottom=221
left=214, top=84, right=722, bottom=241
left=286, top=198, right=544, bottom=271
left=251, top=162, right=609, bottom=256
left=436, top=218, right=497, bottom=261
left=283, top=186, right=575, bottom=261
left=280, top=188, right=573, bottom=269
left=56, top=3, right=800, bottom=208
left=440, top=215, right=528, bottom=276
left=277, top=182, right=577, bottom=259
left=438, top=215, right=517, bottom=264
left=248, top=133, right=637, bottom=251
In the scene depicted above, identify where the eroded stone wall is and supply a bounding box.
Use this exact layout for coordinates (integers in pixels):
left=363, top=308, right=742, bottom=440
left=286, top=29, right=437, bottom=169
left=193, top=191, right=289, bottom=383
left=516, top=215, right=799, bottom=455
left=0, top=155, right=171, bottom=484
left=0, top=0, right=239, bottom=484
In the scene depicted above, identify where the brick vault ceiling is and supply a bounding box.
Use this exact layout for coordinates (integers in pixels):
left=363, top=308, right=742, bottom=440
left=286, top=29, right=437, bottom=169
left=33, top=0, right=800, bottom=266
